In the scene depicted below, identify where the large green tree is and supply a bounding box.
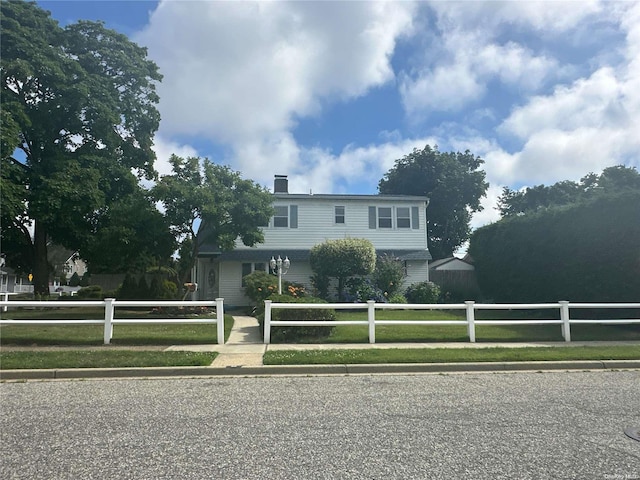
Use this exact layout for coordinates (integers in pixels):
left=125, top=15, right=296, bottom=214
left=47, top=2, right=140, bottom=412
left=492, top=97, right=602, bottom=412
left=378, top=145, right=488, bottom=259
left=152, top=155, right=274, bottom=283
left=498, top=165, right=640, bottom=217
left=1, top=1, right=162, bottom=294
left=81, top=191, right=176, bottom=273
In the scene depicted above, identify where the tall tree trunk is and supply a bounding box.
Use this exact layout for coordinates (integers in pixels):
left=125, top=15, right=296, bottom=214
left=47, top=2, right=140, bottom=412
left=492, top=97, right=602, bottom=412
left=33, top=221, right=49, bottom=297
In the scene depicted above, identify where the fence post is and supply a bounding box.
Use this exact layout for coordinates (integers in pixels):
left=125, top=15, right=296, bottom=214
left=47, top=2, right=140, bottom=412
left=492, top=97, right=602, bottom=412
left=216, top=298, right=225, bottom=345
left=264, top=300, right=272, bottom=344
left=367, top=300, right=376, bottom=344
left=104, top=298, right=115, bottom=345
left=465, top=301, right=476, bottom=343
left=559, top=301, right=571, bottom=342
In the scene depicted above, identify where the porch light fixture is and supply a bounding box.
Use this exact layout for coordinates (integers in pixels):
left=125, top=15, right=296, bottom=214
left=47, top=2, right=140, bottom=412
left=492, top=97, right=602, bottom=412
left=269, top=255, right=290, bottom=294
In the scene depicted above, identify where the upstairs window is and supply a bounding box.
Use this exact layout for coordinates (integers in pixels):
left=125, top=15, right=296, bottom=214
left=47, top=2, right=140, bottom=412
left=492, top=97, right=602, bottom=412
left=335, top=206, right=345, bottom=224
left=273, top=206, right=289, bottom=227
left=378, top=207, right=392, bottom=228
left=369, top=205, right=421, bottom=230
left=272, top=205, right=298, bottom=228
left=397, top=207, right=411, bottom=228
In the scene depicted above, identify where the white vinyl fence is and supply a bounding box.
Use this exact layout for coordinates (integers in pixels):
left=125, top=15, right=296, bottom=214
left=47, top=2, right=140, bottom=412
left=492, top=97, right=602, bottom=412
left=0, top=298, right=225, bottom=345
left=263, top=300, right=640, bottom=344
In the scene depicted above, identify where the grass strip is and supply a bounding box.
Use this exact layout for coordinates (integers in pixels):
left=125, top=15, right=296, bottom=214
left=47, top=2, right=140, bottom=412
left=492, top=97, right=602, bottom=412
left=0, top=351, right=217, bottom=370
left=263, top=346, right=640, bottom=365
left=0, top=314, right=235, bottom=346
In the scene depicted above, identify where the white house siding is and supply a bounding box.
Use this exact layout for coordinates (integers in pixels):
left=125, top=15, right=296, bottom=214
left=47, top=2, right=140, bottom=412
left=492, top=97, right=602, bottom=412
left=196, top=192, right=431, bottom=305
left=213, top=260, right=315, bottom=307
left=250, top=195, right=429, bottom=251
left=404, top=260, right=429, bottom=287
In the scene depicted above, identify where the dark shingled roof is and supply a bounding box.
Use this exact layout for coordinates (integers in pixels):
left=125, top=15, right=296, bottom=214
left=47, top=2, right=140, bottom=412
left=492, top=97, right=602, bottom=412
left=211, top=248, right=431, bottom=262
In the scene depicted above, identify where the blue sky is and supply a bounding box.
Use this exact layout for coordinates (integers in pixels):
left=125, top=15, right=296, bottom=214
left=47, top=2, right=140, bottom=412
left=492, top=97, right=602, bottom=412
left=38, top=1, right=640, bottom=228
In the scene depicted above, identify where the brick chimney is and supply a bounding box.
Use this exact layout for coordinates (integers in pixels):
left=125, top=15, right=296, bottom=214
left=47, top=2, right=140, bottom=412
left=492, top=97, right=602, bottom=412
left=274, top=175, right=288, bottom=193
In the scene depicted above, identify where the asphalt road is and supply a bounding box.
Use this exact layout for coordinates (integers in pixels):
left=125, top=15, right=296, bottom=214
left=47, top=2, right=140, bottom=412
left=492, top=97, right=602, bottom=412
left=1, top=371, right=639, bottom=480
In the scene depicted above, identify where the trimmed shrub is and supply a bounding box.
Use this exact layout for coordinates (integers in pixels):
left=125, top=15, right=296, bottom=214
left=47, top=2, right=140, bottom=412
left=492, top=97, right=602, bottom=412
left=373, top=253, right=405, bottom=298
left=244, top=270, right=280, bottom=304
left=68, top=272, right=81, bottom=287
left=257, top=295, right=336, bottom=342
left=137, top=276, right=150, bottom=299
left=310, top=238, right=376, bottom=300
left=405, top=281, right=441, bottom=304
left=470, top=190, right=640, bottom=302
left=344, top=277, right=386, bottom=303
left=149, top=276, right=178, bottom=299
left=244, top=270, right=305, bottom=305
left=388, top=293, right=408, bottom=304
left=79, top=272, right=90, bottom=287
left=76, top=285, right=103, bottom=299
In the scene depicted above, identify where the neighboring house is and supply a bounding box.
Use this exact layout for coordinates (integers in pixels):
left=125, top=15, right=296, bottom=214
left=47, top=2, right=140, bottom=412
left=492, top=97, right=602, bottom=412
left=195, top=175, right=431, bottom=306
left=47, top=245, right=87, bottom=284
left=429, top=256, right=479, bottom=300
left=429, top=257, right=475, bottom=272
left=0, top=246, right=88, bottom=294
left=0, top=256, right=17, bottom=293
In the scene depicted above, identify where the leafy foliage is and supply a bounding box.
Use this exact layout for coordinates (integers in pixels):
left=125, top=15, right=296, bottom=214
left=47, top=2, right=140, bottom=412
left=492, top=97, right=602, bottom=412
left=373, top=253, right=405, bottom=298
left=259, top=295, right=336, bottom=342
left=379, top=145, right=488, bottom=258
left=243, top=270, right=305, bottom=305
left=310, top=238, right=376, bottom=300
left=470, top=189, right=640, bottom=302
left=153, top=155, right=274, bottom=283
left=1, top=2, right=163, bottom=293
left=498, top=165, right=640, bottom=217
left=405, top=281, right=441, bottom=304
left=344, top=277, right=386, bottom=303
left=80, top=192, right=176, bottom=274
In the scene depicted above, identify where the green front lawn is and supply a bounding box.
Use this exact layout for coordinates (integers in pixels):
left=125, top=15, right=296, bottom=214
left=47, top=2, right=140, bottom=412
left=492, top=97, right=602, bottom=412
left=264, top=345, right=640, bottom=365
left=0, top=308, right=234, bottom=346
left=317, top=309, right=640, bottom=344
left=0, top=351, right=217, bottom=369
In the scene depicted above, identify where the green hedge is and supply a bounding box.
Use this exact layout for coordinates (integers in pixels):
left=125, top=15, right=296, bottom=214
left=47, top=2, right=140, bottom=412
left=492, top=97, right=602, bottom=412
left=469, top=191, right=640, bottom=302
left=257, top=295, right=336, bottom=342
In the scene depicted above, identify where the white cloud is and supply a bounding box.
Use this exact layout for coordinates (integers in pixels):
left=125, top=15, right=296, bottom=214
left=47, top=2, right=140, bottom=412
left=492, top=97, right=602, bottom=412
left=151, top=135, right=199, bottom=178
left=137, top=1, right=414, bottom=144
left=399, top=25, right=558, bottom=116
left=285, top=136, right=438, bottom=195
left=428, top=0, right=602, bottom=33
left=493, top=2, right=640, bottom=186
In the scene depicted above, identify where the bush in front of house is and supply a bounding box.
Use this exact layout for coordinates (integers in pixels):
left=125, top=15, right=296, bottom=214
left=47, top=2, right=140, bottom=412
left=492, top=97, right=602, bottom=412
left=388, top=293, right=408, bottom=304
left=373, top=253, right=405, bottom=298
left=344, top=277, right=386, bottom=303
left=257, top=294, right=335, bottom=342
left=76, top=285, right=104, bottom=299
left=405, top=281, right=441, bottom=304
left=243, top=270, right=306, bottom=306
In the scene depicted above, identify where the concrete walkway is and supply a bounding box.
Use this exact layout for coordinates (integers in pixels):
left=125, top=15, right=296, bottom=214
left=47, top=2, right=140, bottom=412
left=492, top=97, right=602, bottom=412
left=165, top=316, right=266, bottom=367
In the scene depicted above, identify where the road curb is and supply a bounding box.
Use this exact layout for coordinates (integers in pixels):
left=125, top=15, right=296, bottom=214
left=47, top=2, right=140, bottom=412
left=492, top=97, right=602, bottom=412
left=2, top=360, right=639, bottom=380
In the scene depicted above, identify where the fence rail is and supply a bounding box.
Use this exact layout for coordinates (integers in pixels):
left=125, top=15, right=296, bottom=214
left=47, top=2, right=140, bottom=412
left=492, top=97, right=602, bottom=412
left=263, top=300, right=640, bottom=344
left=0, top=298, right=225, bottom=345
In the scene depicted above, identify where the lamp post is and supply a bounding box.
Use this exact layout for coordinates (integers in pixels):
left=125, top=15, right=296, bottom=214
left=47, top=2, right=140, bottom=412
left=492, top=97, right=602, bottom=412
left=269, top=255, right=290, bottom=294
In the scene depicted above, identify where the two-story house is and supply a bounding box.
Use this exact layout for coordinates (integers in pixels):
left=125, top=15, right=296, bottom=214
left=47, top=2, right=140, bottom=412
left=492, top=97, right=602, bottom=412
left=195, top=175, right=431, bottom=306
